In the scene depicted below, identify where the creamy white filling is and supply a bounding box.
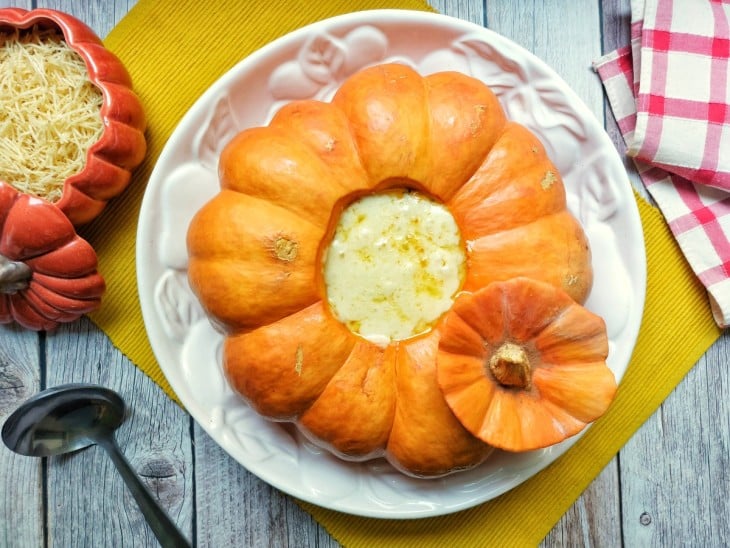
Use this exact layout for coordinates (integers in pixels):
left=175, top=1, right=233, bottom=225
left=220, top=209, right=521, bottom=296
left=323, top=191, right=465, bottom=344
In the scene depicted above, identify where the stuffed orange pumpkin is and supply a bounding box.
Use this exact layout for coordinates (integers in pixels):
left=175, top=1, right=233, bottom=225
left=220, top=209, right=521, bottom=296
left=0, top=183, right=105, bottom=331
left=0, top=8, right=146, bottom=225
left=187, top=63, right=611, bottom=477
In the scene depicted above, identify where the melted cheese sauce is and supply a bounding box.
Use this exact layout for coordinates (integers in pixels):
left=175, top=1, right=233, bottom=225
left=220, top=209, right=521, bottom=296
left=323, top=191, right=465, bottom=345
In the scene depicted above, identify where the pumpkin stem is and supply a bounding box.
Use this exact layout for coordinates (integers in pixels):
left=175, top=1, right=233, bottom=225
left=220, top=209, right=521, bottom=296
left=0, top=253, right=32, bottom=294
left=489, top=342, right=531, bottom=390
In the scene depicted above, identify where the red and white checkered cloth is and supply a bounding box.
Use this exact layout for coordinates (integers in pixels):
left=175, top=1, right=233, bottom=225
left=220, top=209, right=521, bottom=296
left=594, top=0, right=730, bottom=328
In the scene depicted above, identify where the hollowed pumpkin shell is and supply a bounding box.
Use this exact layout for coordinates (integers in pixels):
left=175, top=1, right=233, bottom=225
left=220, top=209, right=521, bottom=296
left=0, top=182, right=105, bottom=331
left=0, top=8, right=147, bottom=225
left=187, top=63, right=606, bottom=477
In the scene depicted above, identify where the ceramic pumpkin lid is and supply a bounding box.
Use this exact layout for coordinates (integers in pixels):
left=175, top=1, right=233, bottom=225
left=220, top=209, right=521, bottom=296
left=0, top=183, right=105, bottom=331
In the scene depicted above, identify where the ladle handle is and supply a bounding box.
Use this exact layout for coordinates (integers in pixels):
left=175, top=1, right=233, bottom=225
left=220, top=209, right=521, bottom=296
left=98, top=436, right=191, bottom=548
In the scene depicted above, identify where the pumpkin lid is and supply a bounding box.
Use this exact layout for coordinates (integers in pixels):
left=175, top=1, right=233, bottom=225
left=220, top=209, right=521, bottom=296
left=436, top=277, right=616, bottom=452
left=0, top=8, right=146, bottom=225
left=0, top=182, right=105, bottom=331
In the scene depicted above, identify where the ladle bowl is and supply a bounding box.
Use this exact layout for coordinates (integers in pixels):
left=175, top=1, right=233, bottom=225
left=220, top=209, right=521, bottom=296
left=1, top=383, right=190, bottom=548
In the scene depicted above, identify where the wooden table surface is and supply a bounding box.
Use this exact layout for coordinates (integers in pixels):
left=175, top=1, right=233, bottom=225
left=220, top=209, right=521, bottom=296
left=1, top=1, right=728, bottom=546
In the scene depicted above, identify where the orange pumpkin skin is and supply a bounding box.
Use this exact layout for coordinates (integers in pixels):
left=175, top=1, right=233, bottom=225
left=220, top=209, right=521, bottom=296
left=450, top=122, right=592, bottom=302
left=187, top=189, right=322, bottom=331
left=0, top=8, right=147, bottom=225
left=0, top=183, right=105, bottom=331
left=386, top=333, right=494, bottom=476
left=187, top=63, right=600, bottom=476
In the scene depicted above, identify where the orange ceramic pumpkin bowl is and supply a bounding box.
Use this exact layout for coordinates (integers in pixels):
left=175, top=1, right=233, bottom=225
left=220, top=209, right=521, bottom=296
left=0, top=8, right=146, bottom=225
left=187, top=63, right=617, bottom=478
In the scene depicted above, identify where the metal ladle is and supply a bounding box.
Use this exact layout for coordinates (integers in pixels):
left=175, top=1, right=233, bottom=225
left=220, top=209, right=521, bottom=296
left=1, top=383, right=190, bottom=548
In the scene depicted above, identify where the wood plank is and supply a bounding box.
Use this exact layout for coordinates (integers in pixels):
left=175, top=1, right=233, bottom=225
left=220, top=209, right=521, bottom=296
left=431, top=0, right=484, bottom=25
left=620, top=332, right=730, bottom=545
left=33, top=0, right=138, bottom=37
left=43, top=317, right=194, bottom=547
left=0, top=2, right=46, bottom=548
left=486, top=0, right=604, bottom=117
left=193, top=424, right=340, bottom=547
left=542, top=464, right=621, bottom=547
left=0, top=326, right=43, bottom=548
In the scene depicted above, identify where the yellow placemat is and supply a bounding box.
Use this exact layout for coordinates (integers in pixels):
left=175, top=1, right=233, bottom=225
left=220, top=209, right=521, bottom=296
left=83, top=0, right=723, bottom=545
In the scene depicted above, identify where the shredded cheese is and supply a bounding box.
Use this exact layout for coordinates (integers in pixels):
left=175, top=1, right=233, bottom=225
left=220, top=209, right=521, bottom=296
left=0, top=25, right=104, bottom=202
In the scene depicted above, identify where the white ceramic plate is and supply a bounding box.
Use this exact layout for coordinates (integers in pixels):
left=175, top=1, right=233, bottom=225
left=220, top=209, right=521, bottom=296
left=137, top=10, right=646, bottom=519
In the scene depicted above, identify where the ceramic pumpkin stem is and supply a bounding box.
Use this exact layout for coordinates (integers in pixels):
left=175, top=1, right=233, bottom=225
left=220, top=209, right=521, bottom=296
left=489, top=342, right=531, bottom=389
left=0, top=253, right=32, bottom=294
